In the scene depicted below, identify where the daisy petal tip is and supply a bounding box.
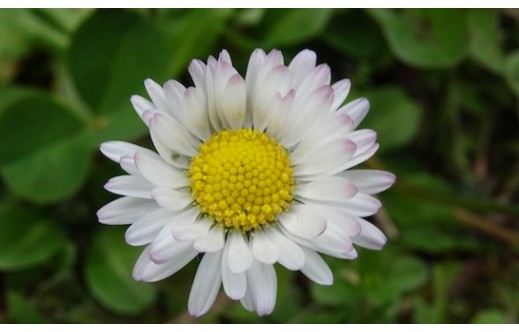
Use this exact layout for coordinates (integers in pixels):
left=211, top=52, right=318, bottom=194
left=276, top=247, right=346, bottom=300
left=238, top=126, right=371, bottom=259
left=297, top=48, right=317, bottom=59
left=103, top=179, right=113, bottom=191
left=386, top=172, right=397, bottom=185
left=144, top=78, right=158, bottom=88
left=95, top=209, right=107, bottom=224
left=343, top=139, right=357, bottom=155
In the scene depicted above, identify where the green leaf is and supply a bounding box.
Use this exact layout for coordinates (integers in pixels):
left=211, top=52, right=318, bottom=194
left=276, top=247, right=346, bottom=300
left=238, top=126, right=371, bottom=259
left=386, top=257, right=427, bottom=293
left=6, top=291, right=49, bottom=323
left=362, top=256, right=427, bottom=306
left=413, top=262, right=461, bottom=323
left=468, top=9, right=504, bottom=74
left=0, top=9, right=68, bottom=54
left=323, top=9, right=385, bottom=59
left=264, top=9, right=333, bottom=47
left=504, top=51, right=519, bottom=96
left=0, top=86, right=42, bottom=115
left=85, top=228, right=156, bottom=315
left=165, top=9, right=233, bottom=77
left=34, top=8, right=92, bottom=33
left=311, top=280, right=359, bottom=306
left=0, top=95, right=91, bottom=203
left=0, top=95, right=83, bottom=166
left=0, top=206, right=66, bottom=271
left=368, top=9, right=468, bottom=68
left=471, top=309, right=509, bottom=324
left=361, top=86, right=423, bottom=152
left=68, top=10, right=174, bottom=114
left=2, top=135, right=92, bottom=203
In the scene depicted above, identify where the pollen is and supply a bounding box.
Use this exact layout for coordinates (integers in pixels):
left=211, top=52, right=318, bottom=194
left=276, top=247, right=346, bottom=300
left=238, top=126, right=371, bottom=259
left=188, top=129, right=294, bottom=232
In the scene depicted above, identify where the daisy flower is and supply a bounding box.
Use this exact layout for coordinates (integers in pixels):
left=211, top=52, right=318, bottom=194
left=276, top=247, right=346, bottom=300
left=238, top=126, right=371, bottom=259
left=97, top=49, right=395, bottom=317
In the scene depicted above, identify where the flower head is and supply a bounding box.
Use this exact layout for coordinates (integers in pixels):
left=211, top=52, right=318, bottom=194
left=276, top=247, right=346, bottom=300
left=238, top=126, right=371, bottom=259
left=97, top=49, right=395, bottom=316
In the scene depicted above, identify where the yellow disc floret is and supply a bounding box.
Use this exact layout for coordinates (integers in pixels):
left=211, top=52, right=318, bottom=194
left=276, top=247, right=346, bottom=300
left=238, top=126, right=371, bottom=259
left=188, top=129, right=294, bottom=232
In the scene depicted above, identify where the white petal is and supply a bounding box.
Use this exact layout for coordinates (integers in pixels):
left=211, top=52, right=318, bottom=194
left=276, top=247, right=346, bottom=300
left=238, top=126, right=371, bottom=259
left=182, top=87, right=211, bottom=141
left=204, top=57, right=222, bottom=131
left=188, top=59, right=207, bottom=89
left=163, top=80, right=186, bottom=121
left=188, top=251, right=223, bottom=317
left=130, top=95, right=154, bottom=119
left=134, top=152, right=188, bottom=188
left=340, top=170, right=396, bottom=195
left=339, top=143, right=380, bottom=172
left=147, top=128, right=191, bottom=170
left=222, top=74, right=246, bottom=130
left=348, top=129, right=377, bottom=154
left=296, top=176, right=358, bottom=204
left=213, top=58, right=239, bottom=128
left=172, top=219, right=211, bottom=241
left=265, top=89, right=294, bottom=141
left=351, top=217, right=387, bottom=250
left=151, top=187, right=192, bottom=211
left=133, top=245, right=198, bottom=282
left=149, top=112, right=198, bottom=157
left=218, top=49, right=232, bottom=64
left=132, top=246, right=151, bottom=280
left=97, top=197, right=158, bottom=225
left=294, top=139, right=357, bottom=178
left=345, top=248, right=358, bottom=259
left=290, top=113, right=354, bottom=162
left=277, top=210, right=327, bottom=240
left=250, top=229, right=278, bottom=264
left=119, top=156, right=139, bottom=176
left=330, top=79, right=351, bottom=111
left=125, top=208, right=173, bottom=246
left=227, top=232, right=253, bottom=274
left=150, top=238, right=193, bottom=265
left=240, top=289, right=256, bottom=312
left=294, top=63, right=331, bottom=102
left=194, top=225, right=225, bottom=253
left=339, top=97, right=369, bottom=129
left=145, top=79, right=169, bottom=113
left=222, top=240, right=247, bottom=300
left=318, top=206, right=362, bottom=237
left=312, top=229, right=354, bottom=259
left=99, top=141, right=152, bottom=163
left=300, top=248, right=333, bottom=285
left=251, top=65, right=290, bottom=132
left=245, top=49, right=267, bottom=91
left=265, top=227, right=305, bottom=270
left=148, top=208, right=198, bottom=263
left=341, top=192, right=382, bottom=217
left=246, top=261, right=277, bottom=316
left=288, top=49, right=317, bottom=88
left=104, top=175, right=154, bottom=198
left=282, top=85, right=334, bottom=148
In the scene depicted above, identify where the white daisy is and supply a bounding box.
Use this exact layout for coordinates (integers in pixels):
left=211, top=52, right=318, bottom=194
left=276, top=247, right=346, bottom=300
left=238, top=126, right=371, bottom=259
left=97, top=49, right=395, bottom=317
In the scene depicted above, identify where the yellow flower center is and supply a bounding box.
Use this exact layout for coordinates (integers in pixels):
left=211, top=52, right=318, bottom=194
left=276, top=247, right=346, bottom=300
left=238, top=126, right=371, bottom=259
left=188, top=129, right=294, bottom=232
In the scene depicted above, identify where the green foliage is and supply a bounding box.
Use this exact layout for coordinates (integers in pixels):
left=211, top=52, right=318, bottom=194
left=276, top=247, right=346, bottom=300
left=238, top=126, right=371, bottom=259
left=69, top=11, right=174, bottom=114
left=7, top=291, right=49, bottom=323
left=368, top=9, right=468, bottom=68
left=0, top=8, right=517, bottom=323
left=0, top=94, right=91, bottom=203
left=263, top=9, right=333, bottom=48
left=85, top=228, right=157, bottom=315
left=468, top=9, right=504, bottom=74
left=0, top=205, right=66, bottom=270
left=362, top=86, right=423, bottom=152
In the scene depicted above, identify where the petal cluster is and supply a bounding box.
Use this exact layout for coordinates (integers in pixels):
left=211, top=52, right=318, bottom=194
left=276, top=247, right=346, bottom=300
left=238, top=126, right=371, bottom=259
left=97, top=49, right=395, bottom=317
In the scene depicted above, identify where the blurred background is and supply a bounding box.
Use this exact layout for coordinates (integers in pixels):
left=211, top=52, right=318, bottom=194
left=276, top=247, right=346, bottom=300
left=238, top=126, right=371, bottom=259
left=0, top=8, right=518, bottom=323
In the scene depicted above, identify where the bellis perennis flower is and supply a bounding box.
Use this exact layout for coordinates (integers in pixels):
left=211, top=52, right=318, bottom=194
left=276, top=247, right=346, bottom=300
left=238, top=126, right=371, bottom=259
left=97, top=49, right=395, bottom=317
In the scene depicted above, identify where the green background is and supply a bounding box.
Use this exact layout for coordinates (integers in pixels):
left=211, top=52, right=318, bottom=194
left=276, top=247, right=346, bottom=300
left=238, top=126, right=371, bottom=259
left=0, top=8, right=518, bottom=323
